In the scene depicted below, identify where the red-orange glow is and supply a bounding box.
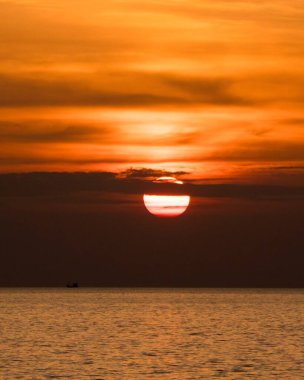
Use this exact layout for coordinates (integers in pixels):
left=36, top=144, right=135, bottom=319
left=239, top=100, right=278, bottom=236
left=1, top=0, right=304, bottom=184
left=143, top=194, right=190, bottom=217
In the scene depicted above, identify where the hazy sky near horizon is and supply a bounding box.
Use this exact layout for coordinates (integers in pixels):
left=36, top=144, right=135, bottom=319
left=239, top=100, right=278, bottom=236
left=1, top=0, right=304, bottom=184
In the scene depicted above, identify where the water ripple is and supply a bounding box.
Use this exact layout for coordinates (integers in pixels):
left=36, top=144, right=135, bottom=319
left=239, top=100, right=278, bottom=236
left=0, top=288, right=304, bottom=379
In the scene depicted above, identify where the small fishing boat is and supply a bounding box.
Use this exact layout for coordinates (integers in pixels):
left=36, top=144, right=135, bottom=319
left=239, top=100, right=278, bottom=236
left=66, top=282, right=79, bottom=288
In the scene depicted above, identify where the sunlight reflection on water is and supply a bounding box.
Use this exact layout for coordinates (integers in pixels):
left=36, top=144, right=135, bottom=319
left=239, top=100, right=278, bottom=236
left=1, top=288, right=304, bottom=379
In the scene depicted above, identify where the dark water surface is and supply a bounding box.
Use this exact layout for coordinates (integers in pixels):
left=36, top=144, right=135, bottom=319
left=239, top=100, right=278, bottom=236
left=1, top=288, right=304, bottom=379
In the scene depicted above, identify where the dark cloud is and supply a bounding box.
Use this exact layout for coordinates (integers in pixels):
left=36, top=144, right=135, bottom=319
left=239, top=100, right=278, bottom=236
left=0, top=172, right=303, bottom=199
left=270, top=166, right=304, bottom=171
left=0, top=121, right=111, bottom=143
left=0, top=172, right=116, bottom=197
left=120, top=167, right=189, bottom=179
left=278, top=118, right=304, bottom=126
left=0, top=119, right=202, bottom=148
left=0, top=72, right=257, bottom=108
left=162, top=76, right=252, bottom=106
left=1, top=69, right=303, bottom=108
left=0, top=73, right=183, bottom=107
left=0, top=157, right=135, bottom=165
left=189, top=183, right=304, bottom=199
left=203, top=141, right=304, bottom=162
left=249, top=127, right=273, bottom=137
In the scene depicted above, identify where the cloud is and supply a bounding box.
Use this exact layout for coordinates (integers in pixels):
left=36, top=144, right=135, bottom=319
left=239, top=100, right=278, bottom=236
left=206, top=141, right=304, bottom=162
left=0, top=156, right=137, bottom=166
left=133, top=0, right=304, bottom=25
left=1, top=69, right=303, bottom=108
left=0, top=71, right=262, bottom=108
left=0, top=171, right=303, bottom=200
left=249, top=127, right=273, bottom=137
left=0, top=121, right=111, bottom=143
left=278, top=118, right=304, bottom=126
left=270, top=166, right=304, bottom=171
left=119, top=167, right=189, bottom=179
left=162, top=76, right=252, bottom=106
left=0, top=73, right=186, bottom=107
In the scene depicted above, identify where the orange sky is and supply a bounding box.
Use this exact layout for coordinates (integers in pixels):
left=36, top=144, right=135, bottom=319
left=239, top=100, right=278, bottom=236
left=1, top=0, right=304, bottom=184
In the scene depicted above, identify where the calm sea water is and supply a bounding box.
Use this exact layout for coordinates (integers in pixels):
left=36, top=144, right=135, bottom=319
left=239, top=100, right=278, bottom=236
left=0, top=288, right=304, bottom=379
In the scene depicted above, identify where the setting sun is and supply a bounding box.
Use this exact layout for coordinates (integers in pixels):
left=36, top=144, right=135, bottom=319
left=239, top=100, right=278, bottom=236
left=143, top=194, right=190, bottom=217
left=143, top=176, right=190, bottom=217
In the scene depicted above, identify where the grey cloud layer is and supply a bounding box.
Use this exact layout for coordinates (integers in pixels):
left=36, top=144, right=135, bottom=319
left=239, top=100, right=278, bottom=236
left=0, top=172, right=303, bottom=199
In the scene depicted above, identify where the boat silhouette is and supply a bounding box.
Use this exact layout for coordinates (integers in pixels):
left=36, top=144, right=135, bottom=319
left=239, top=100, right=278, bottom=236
left=66, top=282, right=79, bottom=288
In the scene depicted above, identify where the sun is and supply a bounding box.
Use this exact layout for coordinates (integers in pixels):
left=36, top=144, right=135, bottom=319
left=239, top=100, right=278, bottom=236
left=143, top=177, right=190, bottom=217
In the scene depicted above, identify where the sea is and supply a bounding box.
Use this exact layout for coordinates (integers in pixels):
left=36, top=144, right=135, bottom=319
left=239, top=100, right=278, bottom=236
left=0, top=288, right=303, bottom=379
